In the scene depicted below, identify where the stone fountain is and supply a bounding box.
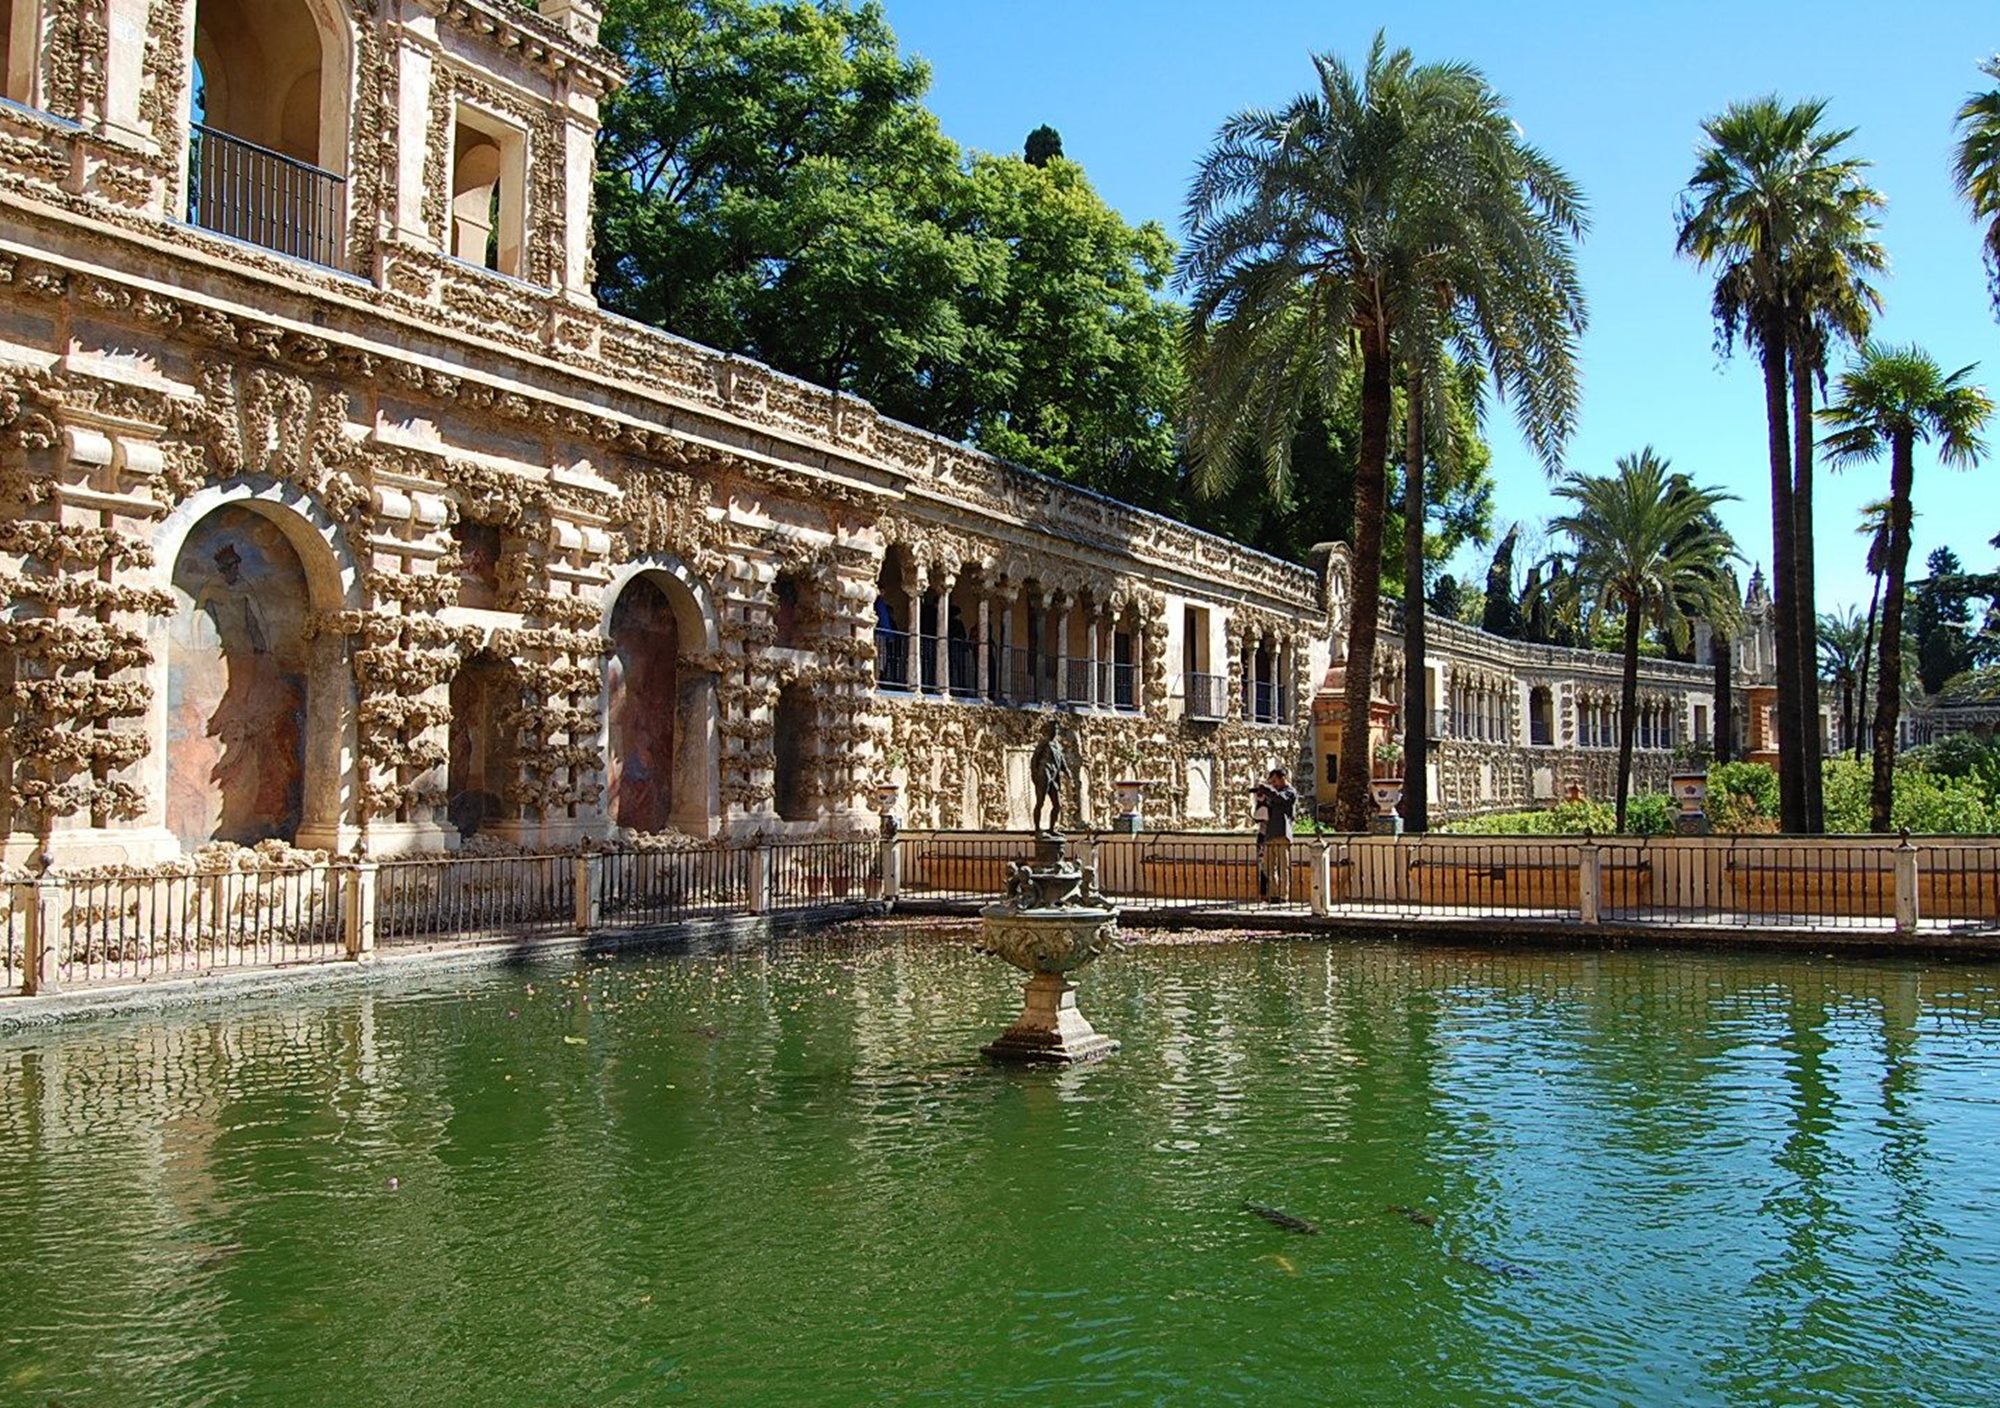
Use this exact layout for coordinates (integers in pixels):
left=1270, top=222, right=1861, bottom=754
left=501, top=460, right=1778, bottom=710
left=978, top=714, right=1120, bottom=1064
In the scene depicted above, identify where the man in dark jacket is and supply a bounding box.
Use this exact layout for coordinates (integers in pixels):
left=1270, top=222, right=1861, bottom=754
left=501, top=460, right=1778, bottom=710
left=1254, top=768, right=1298, bottom=901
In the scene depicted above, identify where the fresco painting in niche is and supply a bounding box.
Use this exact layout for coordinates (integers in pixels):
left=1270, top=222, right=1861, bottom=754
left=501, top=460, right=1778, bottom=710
left=448, top=656, right=517, bottom=836
left=607, top=576, right=678, bottom=832
left=167, top=506, right=310, bottom=847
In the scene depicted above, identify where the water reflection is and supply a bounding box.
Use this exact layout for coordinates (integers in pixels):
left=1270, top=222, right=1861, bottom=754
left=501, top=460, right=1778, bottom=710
left=1, top=932, right=1997, bottom=1406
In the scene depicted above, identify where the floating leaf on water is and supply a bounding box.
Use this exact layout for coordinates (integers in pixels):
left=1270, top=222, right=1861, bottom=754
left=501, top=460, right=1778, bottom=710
left=562, top=1035, right=587, bottom=1046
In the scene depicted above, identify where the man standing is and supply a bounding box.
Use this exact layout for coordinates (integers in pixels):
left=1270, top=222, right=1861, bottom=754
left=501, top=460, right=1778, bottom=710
left=1254, top=767, right=1298, bottom=902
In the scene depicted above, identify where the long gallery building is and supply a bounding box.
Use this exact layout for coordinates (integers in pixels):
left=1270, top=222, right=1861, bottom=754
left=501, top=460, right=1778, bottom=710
left=0, top=0, right=1754, bottom=867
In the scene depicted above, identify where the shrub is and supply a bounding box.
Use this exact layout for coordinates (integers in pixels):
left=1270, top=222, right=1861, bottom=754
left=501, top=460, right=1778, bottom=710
left=1708, top=761, right=1778, bottom=832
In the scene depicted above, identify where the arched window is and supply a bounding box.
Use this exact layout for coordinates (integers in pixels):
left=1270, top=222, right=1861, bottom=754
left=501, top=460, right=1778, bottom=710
left=189, top=0, right=350, bottom=266
left=450, top=104, right=527, bottom=277
left=1529, top=686, right=1554, bottom=747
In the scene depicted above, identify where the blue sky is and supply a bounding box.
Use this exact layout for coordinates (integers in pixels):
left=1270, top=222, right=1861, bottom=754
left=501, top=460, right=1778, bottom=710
left=883, top=0, right=1999, bottom=615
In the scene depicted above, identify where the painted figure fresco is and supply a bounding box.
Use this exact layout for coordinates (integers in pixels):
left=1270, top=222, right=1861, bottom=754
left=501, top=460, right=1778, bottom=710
left=607, top=575, right=679, bottom=832
left=166, top=506, right=310, bottom=847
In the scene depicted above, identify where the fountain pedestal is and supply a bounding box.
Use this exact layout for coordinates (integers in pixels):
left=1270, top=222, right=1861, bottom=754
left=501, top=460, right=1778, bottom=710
left=979, top=836, right=1121, bottom=1065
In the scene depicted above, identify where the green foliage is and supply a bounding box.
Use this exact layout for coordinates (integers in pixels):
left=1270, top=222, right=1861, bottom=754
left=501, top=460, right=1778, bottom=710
left=1909, top=546, right=1984, bottom=695
left=593, top=0, right=1184, bottom=503
left=1443, top=796, right=1672, bottom=836
left=1481, top=526, right=1522, bottom=638
left=1821, top=756, right=1998, bottom=833
left=1952, top=56, right=2000, bottom=316
left=1023, top=124, right=1063, bottom=167
left=1708, top=761, right=1779, bottom=831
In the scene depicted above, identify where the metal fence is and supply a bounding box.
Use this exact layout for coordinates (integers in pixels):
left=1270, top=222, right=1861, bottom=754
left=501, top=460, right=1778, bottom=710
left=376, top=853, right=575, bottom=947
left=598, top=846, right=752, bottom=928
left=51, top=864, right=344, bottom=988
left=187, top=123, right=344, bottom=268
left=769, top=838, right=884, bottom=908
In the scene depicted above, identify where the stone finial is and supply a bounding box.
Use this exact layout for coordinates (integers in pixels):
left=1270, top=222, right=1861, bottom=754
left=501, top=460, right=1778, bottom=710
left=539, top=0, right=604, bottom=44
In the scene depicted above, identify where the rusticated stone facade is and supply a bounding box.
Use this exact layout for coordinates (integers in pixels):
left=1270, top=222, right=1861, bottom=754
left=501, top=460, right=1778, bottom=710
left=0, top=0, right=1334, bottom=865
left=0, top=0, right=1743, bottom=866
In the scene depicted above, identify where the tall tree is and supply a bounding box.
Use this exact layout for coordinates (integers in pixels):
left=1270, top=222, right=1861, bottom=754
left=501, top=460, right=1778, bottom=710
left=1678, top=97, right=1877, bottom=833
left=1953, top=57, right=2000, bottom=317
left=591, top=0, right=1183, bottom=501
left=1909, top=546, right=1979, bottom=695
left=1820, top=344, right=1993, bottom=830
left=1817, top=606, right=1867, bottom=756
left=1786, top=159, right=1885, bottom=830
left=1853, top=497, right=1893, bottom=759
left=1180, top=35, right=1585, bottom=828
left=1024, top=124, right=1064, bottom=167
left=1549, top=451, right=1738, bottom=831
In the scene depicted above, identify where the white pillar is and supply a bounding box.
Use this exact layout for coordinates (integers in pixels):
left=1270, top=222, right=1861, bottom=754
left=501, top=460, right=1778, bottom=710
left=1894, top=837, right=1920, bottom=936
left=1086, top=605, right=1102, bottom=710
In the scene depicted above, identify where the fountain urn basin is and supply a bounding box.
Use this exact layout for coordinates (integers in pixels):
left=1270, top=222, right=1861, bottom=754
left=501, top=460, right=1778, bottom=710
left=978, top=836, right=1121, bottom=1064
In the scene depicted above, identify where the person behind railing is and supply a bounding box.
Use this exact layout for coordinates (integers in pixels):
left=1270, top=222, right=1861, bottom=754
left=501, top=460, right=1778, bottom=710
left=1253, top=768, right=1297, bottom=902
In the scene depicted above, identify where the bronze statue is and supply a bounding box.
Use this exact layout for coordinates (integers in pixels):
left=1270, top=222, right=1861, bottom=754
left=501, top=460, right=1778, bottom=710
left=1029, top=711, right=1072, bottom=835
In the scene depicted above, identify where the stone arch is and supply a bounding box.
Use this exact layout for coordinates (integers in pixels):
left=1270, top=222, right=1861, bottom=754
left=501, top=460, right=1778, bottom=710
left=190, top=0, right=352, bottom=173
left=601, top=559, right=717, bottom=835
left=154, top=482, right=357, bottom=852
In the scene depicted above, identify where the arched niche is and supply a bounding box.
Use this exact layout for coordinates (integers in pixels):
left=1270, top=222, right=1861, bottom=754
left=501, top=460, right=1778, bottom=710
left=772, top=682, right=815, bottom=821
left=154, top=481, right=358, bottom=854
left=448, top=653, right=520, bottom=839
left=601, top=562, right=717, bottom=836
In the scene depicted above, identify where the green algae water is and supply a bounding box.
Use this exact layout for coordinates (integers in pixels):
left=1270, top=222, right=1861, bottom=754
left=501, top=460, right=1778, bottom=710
left=3, top=927, right=1999, bottom=1407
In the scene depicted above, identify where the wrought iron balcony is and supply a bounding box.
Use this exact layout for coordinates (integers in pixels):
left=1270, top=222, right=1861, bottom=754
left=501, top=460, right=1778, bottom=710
left=187, top=123, right=345, bottom=268
left=1185, top=671, right=1227, bottom=721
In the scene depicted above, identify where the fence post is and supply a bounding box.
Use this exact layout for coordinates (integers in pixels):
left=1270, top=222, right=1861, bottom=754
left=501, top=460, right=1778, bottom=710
left=1894, top=833, right=1920, bottom=937
left=877, top=835, right=902, bottom=903
left=1310, top=839, right=1332, bottom=918
left=748, top=842, right=772, bottom=915
left=1578, top=836, right=1601, bottom=926
left=572, top=852, right=600, bottom=934
left=342, top=859, right=378, bottom=960
left=22, top=876, right=61, bottom=996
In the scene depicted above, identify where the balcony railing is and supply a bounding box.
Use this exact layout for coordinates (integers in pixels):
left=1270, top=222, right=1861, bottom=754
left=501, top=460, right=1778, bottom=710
left=187, top=123, right=344, bottom=268
left=1245, top=681, right=1287, bottom=725
left=1186, top=672, right=1227, bottom=721
left=875, top=628, right=913, bottom=691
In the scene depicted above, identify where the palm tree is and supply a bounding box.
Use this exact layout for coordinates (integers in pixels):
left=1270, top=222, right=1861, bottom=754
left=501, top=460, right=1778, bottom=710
left=1180, top=33, right=1586, bottom=829
left=1817, top=606, right=1868, bottom=755
left=1953, top=57, right=2000, bottom=316
left=1820, top=344, right=1993, bottom=830
left=1786, top=172, right=1885, bottom=830
left=1549, top=450, right=1738, bottom=831
left=1852, top=497, right=1893, bottom=759
left=1678, top=97, right=1878, bottom=833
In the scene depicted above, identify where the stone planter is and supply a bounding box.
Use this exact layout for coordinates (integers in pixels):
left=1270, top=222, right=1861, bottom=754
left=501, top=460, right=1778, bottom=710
left=1113, top=778, right=1146, bottom=835
left=1369, top=777, right=1404, bottom=835
left=1669, top=771, right=1710, bottom=836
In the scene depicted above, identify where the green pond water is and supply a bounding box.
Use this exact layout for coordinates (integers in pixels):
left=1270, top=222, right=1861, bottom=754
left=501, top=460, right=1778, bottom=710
left=2, top=925, right=1999, bottom=1407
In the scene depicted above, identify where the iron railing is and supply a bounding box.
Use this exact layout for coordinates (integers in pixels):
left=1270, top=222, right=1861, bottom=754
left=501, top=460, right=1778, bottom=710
left=54, top=864, right=344, bottom=987
left=1186, top=672, right=1227, bottom=721
left=187, top=123, right=344, bottom=268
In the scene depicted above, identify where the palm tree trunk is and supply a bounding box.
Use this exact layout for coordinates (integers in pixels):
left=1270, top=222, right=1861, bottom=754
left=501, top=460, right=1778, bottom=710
left=1336, top=329, right=1393, bottom=831
left=1761, top=327, right=1803, bottom=831
left=1713, top=629, right=1734, bottom=761
left=1790, top=339, right=1824, bottom=832
left=1402, top=370, right=1428, bottom=834
left=1871, top=437, right=1917, bottom=833
left=1857, top=572, right=1881, bottom=761
left=1840, top=677, right=1854, bottom=756
left=1617, top=603, right=1642, bottom=832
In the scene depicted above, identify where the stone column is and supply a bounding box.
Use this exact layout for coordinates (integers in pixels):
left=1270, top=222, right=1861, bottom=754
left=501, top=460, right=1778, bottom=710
left=932, top=568, right=957, bottom=697
left=975, top=596, right=992, bottom=700
left=1043, top=590, right=1064, bottom=705
left=1085, top=602, right=1102, bottom=710
left=909, top=564, right=930, bottom=694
